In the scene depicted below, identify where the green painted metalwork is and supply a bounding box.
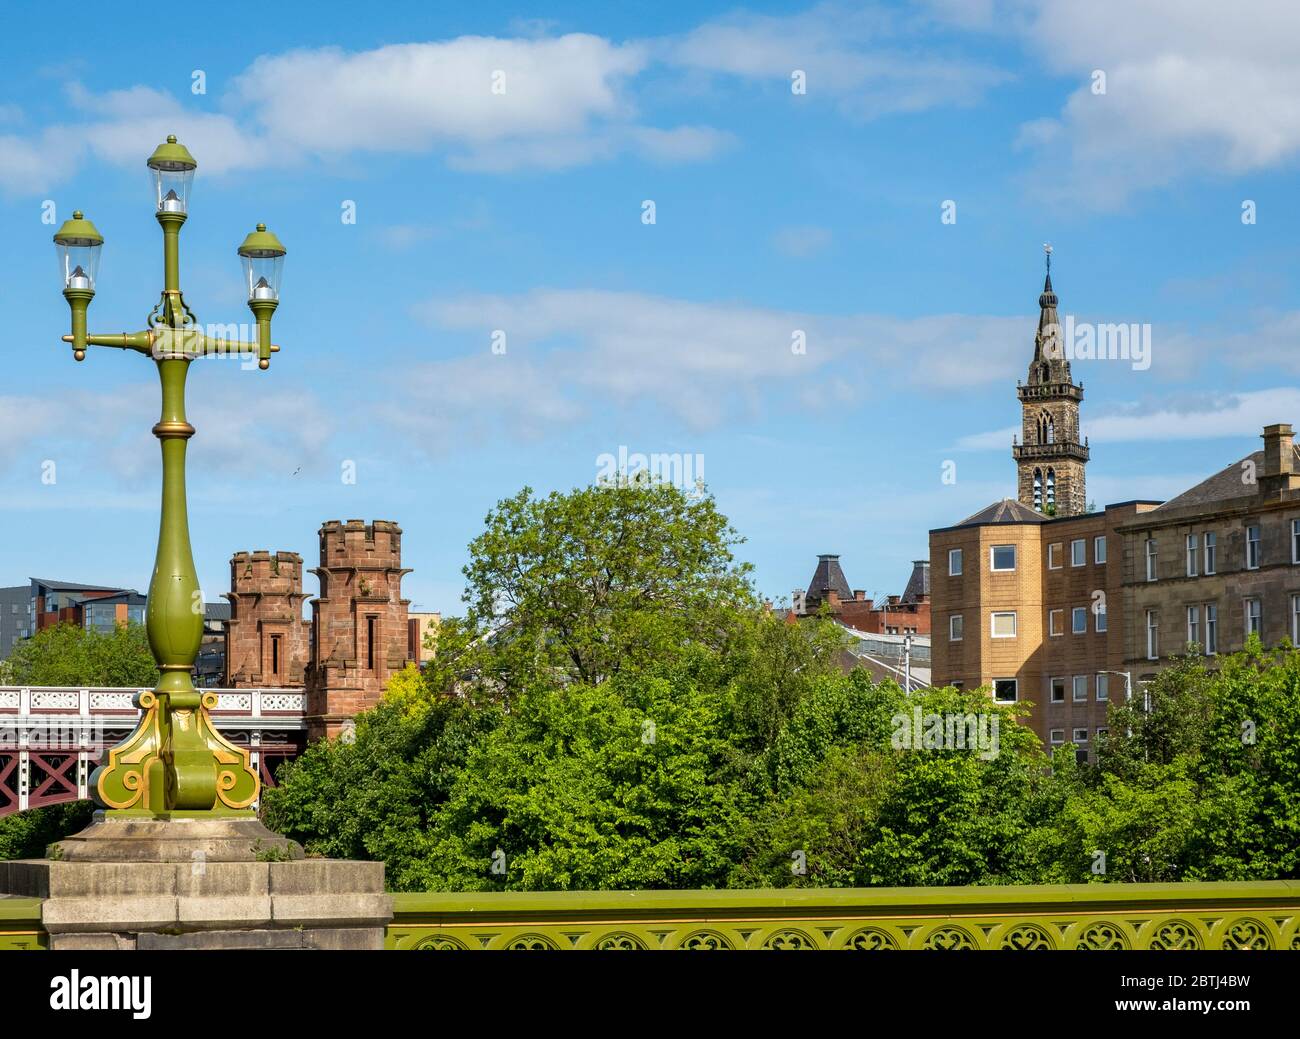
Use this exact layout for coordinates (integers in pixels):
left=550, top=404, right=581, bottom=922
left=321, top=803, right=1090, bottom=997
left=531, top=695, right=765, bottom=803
left=57, top=135, right=284, bottom=817
left=5, top=882, right=1299, bottom=950
left=384, top=882, right=1300, bottom=950
left=0, top=899, right=47, bottom=951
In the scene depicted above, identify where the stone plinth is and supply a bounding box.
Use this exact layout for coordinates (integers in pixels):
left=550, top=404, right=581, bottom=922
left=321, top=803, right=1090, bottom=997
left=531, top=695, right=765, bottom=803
left=0, top=816, right=391, bottom=950
left=49, top=814, right=304, bottom=863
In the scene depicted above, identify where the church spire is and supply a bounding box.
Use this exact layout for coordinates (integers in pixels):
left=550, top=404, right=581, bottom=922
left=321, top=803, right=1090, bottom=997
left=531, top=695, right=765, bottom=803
left=1014, top=245, right=1089, bottom=517
left=1030, top=243, right=1065, bottom=378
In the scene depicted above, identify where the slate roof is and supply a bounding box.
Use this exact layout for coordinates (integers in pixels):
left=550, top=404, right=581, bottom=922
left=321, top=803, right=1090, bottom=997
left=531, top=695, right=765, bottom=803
left=956, top=498, right=1046, bottom=526
left=30, top=578, right=127, bottom=593
left=1156, top=446, right=1300, bottom=513
left=805, top=554, right=853, bottom=603
left=901, top=560, right=930, bottom=603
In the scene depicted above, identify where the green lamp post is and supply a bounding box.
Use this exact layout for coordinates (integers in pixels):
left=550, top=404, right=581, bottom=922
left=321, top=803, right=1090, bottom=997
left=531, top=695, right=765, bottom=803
left=55, top=135, right=287, bottom=817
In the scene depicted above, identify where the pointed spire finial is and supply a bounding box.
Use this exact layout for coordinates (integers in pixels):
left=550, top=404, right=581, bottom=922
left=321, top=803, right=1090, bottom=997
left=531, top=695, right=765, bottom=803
left=1043, top=241, right=1052, bottom=274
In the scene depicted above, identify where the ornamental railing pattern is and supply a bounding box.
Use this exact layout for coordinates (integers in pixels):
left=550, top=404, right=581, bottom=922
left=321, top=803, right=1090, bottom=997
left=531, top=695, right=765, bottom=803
left=385, top=882, right=1300, bottom=951
left=4, top=882, right=1299, bottom=951
left=0, top=686, right=307, bottom=815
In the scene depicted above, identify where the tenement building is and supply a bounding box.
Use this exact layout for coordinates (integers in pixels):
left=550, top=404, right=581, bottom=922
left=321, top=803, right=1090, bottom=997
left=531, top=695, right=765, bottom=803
left=931, top=255, right=1300, bottom=756
left=1118, top=423, right=1300, bottom=678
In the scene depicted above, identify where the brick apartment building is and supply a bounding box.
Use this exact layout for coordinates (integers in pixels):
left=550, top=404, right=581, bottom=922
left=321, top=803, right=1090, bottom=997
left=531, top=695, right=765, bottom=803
left=930, top=257, right=1300, bottom=757
left=931, top=499, right=1157, bottom=757
left=224, top=519, right=417, bottom=740
left=793, top=554, right=930, bottom=635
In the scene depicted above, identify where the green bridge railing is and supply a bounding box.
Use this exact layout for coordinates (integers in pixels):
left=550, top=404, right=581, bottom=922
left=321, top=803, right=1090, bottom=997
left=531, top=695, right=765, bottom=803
left=384, top=881, right=1300, bottom=950
left=5, top=881, right=1300, bottom=950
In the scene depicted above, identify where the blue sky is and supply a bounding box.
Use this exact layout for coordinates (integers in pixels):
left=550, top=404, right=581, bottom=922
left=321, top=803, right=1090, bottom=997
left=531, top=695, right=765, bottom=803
left=2, top=0, right=1299, bottom=615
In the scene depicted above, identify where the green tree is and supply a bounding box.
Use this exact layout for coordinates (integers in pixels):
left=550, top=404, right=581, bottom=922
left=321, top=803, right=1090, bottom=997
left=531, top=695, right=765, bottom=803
left=5, top=622, right=157, bottom=688
left=0, top=621, right=157, bottom=859
left=456, top=482, right=754, bottom=695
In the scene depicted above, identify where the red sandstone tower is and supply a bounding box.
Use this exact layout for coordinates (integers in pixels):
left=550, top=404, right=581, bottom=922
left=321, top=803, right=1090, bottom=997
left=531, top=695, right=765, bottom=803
left=223, top=551, right=312, bottom=687
left=305, top=519, right=413, bottom=740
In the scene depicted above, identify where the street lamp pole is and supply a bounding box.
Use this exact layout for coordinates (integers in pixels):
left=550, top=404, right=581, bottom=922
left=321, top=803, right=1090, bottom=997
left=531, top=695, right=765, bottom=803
left=54, top=136, right=288, bottom=817
left=1099, top=669, right=1135, bottom=737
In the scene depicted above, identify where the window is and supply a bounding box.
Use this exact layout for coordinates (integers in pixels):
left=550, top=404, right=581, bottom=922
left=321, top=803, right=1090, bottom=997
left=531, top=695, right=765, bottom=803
left=1293, top=595, right=1300, bottom=643
left=1294, top=519, right=1300, bottom=564
left=1049, top=729, right=1065, bottom=745
left=1094, top=535, right=1107, bottom=564
left=270, top=634, right=281, bottom=677
left=1071, top=539, right=1086, bottom=567
left=366, top=615, right=377, bottom=670
left=1145, top=538, right=1158, bottom=581
left=1095, top=600, right=1108, bottom=633
left=1186, top=605, right=1200, bottom=650
left=1096, top=727, right=1109, bottom=739
left=1146, top=610, right=1159, bottom=660
left=1204, top=532, right=1216, bottom=575
left=1073, top=728, right=1090, bottom=743
left=1205, top=603, right=1218, bottom=654
left=949, top=614, right=963, bottom=641
left=990, top=611, right=1017, bottom=638
left=1072, top=606, right=1087, bottom=634
left=1076, top=749, right=1089, bottom=765
left=1185, top=533, right=1198, bottom=577
left=1072, top=675, right=1088, bottom=702
left=1050, top=677, right=1066, bottom=703
left=1245, top=597, right=1262, bottom=636
left=1049, top=609, right=1063, bottom=636
left=993, top=679, right=1017, bottom=703
left=948, top=548, right=963, bottom=576
left=1246, top=524, right=1261, bottom=570
left=1048, top=543, right=1061, bottom=569
left=991, top=545, right=1016, bottom=572
left=1096, top=673, right=1109, bottom=701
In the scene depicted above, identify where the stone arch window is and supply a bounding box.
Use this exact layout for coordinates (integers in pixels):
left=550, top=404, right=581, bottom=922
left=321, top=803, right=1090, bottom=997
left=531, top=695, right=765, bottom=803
left=1033, top=468, right=1043, bottom=510
left=1039, top=411, right=1055, bottom=444
left=1046, top=468, right=1056, bottom=509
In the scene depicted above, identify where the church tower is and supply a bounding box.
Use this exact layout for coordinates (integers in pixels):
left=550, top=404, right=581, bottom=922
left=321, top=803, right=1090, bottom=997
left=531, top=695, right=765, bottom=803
left=1013, top=246, right=1089, bottom=516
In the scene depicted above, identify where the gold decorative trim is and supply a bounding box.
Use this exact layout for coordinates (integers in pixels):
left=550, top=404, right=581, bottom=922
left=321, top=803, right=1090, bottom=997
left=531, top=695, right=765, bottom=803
left=152, top=420, right=195, bottom=439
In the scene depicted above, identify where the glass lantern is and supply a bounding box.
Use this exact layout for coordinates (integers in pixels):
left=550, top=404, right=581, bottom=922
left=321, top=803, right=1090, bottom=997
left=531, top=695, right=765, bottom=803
left=53, top=211, right=104, bottom=291
left=147, top=135, right=197, bottom=215
left=237, top=224, right=286, bottom=302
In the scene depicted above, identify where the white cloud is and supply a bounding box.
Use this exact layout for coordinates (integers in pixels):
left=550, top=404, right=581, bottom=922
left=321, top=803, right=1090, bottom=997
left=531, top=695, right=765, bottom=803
left=1008, top=0, right=1300, bottom=207
left=0, top=33, right=728, bottom=189
left=960, top=387, right=1300, bottom=453
left=0, top=377, right=335, bottom=490
left=0, top=8, right=1016, bottom=192
left=663, top=1, right=1012, bottom=117
left=396, top=288, right=1029, bottom=448
left=234, top=36, right=645, bottom=153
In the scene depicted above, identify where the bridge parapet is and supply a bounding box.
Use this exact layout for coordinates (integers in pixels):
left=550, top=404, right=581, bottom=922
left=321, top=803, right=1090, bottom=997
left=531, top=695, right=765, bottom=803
left=0, top=687, right=307, bottom=815
left=385, top=882, right=1300, bottom=950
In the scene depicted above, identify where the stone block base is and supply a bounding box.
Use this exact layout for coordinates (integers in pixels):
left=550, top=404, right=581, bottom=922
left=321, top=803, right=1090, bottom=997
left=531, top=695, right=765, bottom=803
left=0, top=821, right=391, bottom=951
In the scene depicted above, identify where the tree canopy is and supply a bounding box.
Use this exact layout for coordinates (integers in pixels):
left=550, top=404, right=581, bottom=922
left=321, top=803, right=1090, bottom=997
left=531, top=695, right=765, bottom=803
left=263, top=482, right=1300, bottom=891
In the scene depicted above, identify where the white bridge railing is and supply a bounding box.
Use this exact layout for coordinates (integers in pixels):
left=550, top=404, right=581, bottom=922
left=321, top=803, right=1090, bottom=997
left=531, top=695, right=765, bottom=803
left=0, top=686, right=307, bottom=813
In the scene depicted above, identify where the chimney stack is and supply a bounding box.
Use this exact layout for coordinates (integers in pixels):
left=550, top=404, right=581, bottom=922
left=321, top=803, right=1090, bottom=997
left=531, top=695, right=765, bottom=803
left=1260, top=423, right=1298, bottom=496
